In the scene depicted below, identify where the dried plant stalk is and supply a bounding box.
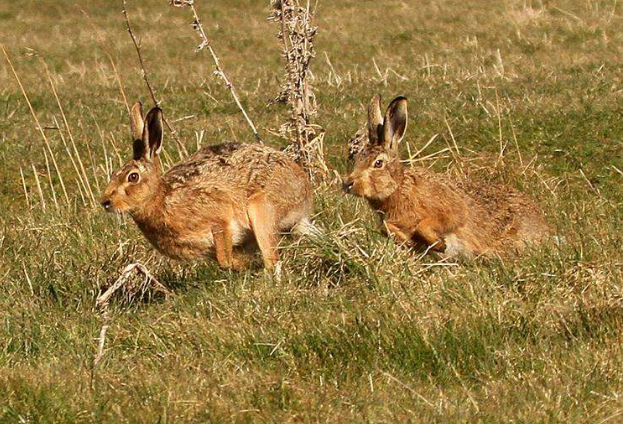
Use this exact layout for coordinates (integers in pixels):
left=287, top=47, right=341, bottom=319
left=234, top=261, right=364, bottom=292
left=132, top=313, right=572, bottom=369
left=122, top=0, right=189, bottom=158
left=19, top=167, right=30, bottom=209
left=171, top=0, right=262, bottom=142
left=268, top=0, right=327, bottom=180
left=55, top=116, right=90, bottom=207
left=91, top=262, right=171, bottom=388
left=96, top=263, right=171, bottom=308
left=46, top=74, right=99, bottom=207
left=91, top=308, right=110, bottom=389
left=41, top=63, right=77, bottom=205
left=42, top=148, right=59, bottom=209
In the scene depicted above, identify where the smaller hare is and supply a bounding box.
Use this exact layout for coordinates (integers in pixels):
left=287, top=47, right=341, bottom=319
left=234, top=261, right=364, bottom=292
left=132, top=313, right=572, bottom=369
left=100, top=102, right=313, bottom=270
left=343, top=95, right=550, bottom=258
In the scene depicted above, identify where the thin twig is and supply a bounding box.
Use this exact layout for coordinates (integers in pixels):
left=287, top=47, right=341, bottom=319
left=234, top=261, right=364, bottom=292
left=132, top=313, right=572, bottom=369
left=122, top=0, right=189, bottom=157
left=91, top=308, right=110, bottom=389
left=181, top=2, right=261, bottom=142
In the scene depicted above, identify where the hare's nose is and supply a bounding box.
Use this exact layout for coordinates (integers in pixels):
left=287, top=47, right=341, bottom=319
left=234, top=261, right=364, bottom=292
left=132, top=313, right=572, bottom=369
left=342, top=180, right=354, bottom=193
left=100, top=199, right=112, bottom=210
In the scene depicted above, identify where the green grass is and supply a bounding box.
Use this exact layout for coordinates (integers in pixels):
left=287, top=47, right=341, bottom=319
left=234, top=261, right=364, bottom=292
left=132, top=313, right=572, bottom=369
left=0, top=0, right=622, bottom=422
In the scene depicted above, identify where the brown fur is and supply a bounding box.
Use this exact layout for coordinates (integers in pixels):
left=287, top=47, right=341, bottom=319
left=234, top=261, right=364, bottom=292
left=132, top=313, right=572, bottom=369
left=100, top=103, right=313, bottom=270
left=344, top=95, right=551, bottom=258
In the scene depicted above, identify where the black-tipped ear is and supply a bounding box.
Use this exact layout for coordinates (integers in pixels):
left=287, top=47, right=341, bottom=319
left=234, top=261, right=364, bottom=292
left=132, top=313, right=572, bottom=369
left=142, top=107, right=163, bottom=159
left=367, top=94, right=384, bottom=145
left=133, top=138, right=147, bottom=161
left=130, top=102, right=147, bottom=160
left=382, top=96, right=408, bottom=153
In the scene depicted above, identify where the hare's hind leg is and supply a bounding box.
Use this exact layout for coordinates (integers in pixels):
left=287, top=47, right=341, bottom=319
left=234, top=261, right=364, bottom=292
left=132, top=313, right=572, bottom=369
left=247, top=194, right=279, bottom=270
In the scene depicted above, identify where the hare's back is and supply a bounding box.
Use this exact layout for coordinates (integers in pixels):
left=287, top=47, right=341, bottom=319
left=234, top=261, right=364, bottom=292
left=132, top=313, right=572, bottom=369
left=230, top=145, right=312, bottom=211
left=164, top=143, right=279, bottom=185
left=164, top=142, right=310, bottom=199
left=461, top=181, right=551, bottom=247
left=401, top=167, right=470, bottom=208
left=164, top=142, right=245, bottom=186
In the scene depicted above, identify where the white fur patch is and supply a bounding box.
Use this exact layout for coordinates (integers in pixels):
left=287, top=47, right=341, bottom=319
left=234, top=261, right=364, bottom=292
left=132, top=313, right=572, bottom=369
left=292, top=217, right=322, bottom=237
left=204, top=232, right=214, bottom=247
left=278, top=206, right=311, bottom=233
left=230, top=220, right=250, bottom=246
left=443, top=234, right=471, bottom=258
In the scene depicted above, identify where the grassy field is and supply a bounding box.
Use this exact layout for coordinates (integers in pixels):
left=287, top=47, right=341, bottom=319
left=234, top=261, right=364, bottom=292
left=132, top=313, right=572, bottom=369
left=0, top=0, right=622, bottom=422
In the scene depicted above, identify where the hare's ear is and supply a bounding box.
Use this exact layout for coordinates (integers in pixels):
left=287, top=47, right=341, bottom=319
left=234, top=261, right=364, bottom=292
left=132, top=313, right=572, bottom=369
left=382, top=96, right=408, bottom=154
left=130, top=102, right=147, bottom=160
left=142, top=107, right=163, bottom=160
left=367, top=94, right=384, bottom=145
left=130, top=102, right=144, bottom=140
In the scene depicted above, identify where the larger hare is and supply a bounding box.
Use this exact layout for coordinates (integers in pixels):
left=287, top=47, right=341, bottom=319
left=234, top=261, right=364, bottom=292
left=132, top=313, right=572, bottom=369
left=343, top=95, right=550, bottom=258
left=100, top=103, right=313, bottom=270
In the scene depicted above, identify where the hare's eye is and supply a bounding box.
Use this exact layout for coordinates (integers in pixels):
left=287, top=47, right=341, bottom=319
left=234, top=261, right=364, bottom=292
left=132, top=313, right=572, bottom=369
left=373, top=159, right=384, bottom=169
left=127, top=172, right=140, bottom=183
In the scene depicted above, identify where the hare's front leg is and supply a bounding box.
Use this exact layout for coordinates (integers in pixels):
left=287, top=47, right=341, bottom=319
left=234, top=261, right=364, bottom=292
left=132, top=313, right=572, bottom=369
left=247, top=194, right=279, bottom=270
left=213, top=224, right=234, bottom=268
left=414, top=217, right=446, bottom=252
left=384, top=221, right=415, bottom=247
